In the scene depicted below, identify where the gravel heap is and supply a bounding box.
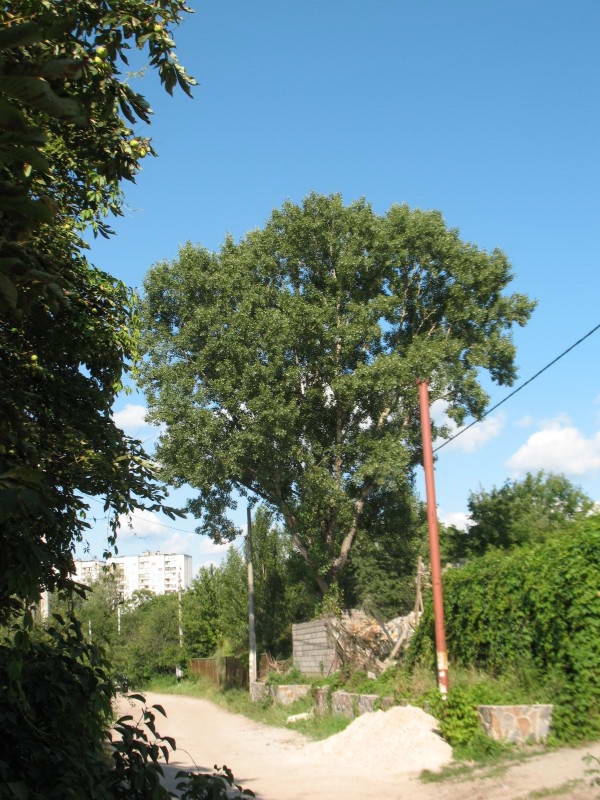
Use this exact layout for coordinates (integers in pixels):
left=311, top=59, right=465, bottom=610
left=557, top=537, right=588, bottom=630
left=305, top=705, right=452, bottom=775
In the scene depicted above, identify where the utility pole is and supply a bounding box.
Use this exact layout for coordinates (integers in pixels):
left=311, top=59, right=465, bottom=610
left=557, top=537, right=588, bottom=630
left=176, top=576, right=183, bottom=682
left=246, top=505, right=257, bottom=686
left=417, top=379, right=449, bottom=698
left=39, top=590, right=50, bottom=621
left=178, top=576, right=183, bottom=648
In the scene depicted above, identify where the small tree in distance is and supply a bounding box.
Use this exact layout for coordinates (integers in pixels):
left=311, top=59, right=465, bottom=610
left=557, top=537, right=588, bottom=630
left=140, top=193, right=535, bottom=594
left=444, top=470, right=595, bottom=560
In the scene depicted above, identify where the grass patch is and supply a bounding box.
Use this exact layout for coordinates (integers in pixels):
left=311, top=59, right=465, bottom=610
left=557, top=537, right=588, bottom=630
left=420, top=745, right=546, bottom=784
left=141, top=675, right=351, bottom=741
left=420, top=762, right=480, bottom=783
left=526, top=779, right=583, bottom=798
left=265, top=667, right=337, bottom=687
left=264, top=663, right=552, bottom=706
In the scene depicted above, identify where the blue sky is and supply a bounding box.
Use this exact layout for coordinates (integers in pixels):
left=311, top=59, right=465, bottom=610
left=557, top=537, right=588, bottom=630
left=78, top=0, right=600, bottom=571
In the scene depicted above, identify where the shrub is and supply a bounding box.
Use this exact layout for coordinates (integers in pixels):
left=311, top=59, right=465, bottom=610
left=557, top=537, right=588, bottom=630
left=0, top=613, right=252, bottom=799
left=410, top=516, right=600, bottom=742
left=1, top=614, right=113, bottom=798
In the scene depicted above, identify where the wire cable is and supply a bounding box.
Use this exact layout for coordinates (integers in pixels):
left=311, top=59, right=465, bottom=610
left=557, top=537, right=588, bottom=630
left=81, top=494, right=193, bottom=534
left=83, top=322, right=600, bottom=525
left=433, top=320, right=600, bottom=453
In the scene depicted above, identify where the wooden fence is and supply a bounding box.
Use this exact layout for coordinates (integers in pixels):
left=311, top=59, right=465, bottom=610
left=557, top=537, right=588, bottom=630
left=188, top=657, right=248, bottom=689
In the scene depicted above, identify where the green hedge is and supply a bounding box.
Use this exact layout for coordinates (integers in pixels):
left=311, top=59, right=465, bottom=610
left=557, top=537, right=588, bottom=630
left=409, top=516, right=600, bottom=742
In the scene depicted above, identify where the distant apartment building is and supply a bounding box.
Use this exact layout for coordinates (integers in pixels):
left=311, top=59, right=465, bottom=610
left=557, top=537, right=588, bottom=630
left=108, top=552, right=192, bottom=598
left=72, top=552, right=192, bottom=599
left=73, top=558, right=105, bottom=586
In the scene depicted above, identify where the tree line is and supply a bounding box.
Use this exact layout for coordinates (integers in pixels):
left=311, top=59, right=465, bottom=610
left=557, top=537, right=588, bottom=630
left=53, top=470, right=593, bottom=689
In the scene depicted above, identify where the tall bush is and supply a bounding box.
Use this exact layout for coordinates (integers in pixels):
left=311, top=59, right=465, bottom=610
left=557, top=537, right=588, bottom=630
left=410, top=516, right=600, bottom=742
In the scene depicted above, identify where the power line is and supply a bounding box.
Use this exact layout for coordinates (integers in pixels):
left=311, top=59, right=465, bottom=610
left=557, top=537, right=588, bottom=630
left=81, top=494, right=193, bottom=534
left=139, top=429, right=162, bottom=445
left=433, top=320, right=600, bottom=454
left=83, top=321, right=600, bottom=523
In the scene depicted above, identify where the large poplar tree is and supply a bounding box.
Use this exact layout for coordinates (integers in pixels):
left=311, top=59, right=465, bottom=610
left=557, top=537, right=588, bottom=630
left=140, top=193, right=534, bottom=593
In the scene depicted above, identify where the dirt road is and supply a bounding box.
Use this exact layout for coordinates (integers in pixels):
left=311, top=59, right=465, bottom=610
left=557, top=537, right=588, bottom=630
left=116, top=692, right=600, bottom=799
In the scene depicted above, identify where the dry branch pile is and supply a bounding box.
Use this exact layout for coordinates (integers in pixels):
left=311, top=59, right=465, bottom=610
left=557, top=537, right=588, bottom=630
left=325, top=557, right=427, bottom=675
left=326, top=608, right=422, bottom=675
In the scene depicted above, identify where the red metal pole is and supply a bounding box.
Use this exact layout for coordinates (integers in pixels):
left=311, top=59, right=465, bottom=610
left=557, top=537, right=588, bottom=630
left=417, top=380, right=449, bottom=698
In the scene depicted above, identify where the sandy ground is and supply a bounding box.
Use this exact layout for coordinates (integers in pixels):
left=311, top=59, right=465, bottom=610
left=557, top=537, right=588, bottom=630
left=116, top=692, right=600, bottom=800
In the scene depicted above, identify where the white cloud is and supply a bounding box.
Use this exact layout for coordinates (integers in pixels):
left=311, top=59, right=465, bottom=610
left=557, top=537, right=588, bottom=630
left=117, top=509, right=167, bottom=539
left=431, top=400, right=505, bottom=453
left=451, top=415, right=505, bottom=453
left=113, top=404, right=150, bottom=433
left=439, top=510, right=471, bottom=530
left=516, top=415, right=534, bottom=428
left=198, top=537, right=230, bottom=555
left=162, top=532, right=194, bottom=554
left=507, top=416, right=600, bottom=476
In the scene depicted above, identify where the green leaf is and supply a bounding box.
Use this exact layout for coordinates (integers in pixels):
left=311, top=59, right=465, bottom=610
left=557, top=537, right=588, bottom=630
left=161, top=735, right=176, bottom=749
left=126, top=693, right=147, bottom=703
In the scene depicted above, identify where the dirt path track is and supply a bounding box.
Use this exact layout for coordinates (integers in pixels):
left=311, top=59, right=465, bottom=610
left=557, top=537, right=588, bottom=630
left=116, top=692, right=600, bottom=799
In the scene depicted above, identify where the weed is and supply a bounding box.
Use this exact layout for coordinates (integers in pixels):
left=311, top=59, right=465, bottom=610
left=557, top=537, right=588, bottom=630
left=420, top=745, right=543, bottom=784
left=526, top=779, right=583, bottom=798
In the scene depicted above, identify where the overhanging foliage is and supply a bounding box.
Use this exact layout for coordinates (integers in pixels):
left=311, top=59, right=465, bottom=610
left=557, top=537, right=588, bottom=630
left=0, top=0, right=194, bottom=619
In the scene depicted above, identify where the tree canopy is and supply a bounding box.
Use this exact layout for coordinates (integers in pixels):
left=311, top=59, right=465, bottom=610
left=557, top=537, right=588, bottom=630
left=0, top=4, right=212, bottom=797
left=140, top=193, right=534, bottom=592
left=444, top=471, right=594, bottom=560
left=0, top=0, right=194, bottom=620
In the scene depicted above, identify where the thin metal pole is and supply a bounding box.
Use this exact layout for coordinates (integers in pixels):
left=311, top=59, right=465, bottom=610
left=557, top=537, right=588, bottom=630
left=417, top=380, right=449, bottom=697
left=39, top=590, right=50, bottom=621
left=117, top=604, right=121, bottom=636
left=178, top=578, right=183, bottom=648
left=175, top=577, right=184, bottom=682
left=247, top=505, right=257, bottom=685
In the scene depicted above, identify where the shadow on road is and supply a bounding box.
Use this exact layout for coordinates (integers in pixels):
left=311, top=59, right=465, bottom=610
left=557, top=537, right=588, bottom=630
left=161, top=762, right=264, bottom=798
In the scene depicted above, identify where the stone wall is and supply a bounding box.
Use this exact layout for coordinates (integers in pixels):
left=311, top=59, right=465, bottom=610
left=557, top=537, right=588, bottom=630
left=249, top=681, right=271, bottom=703
left=477, top=704, right=553, bottom=744
left=250, top=682, right=312, bottom=706
left=292, top=617, right=338, bottom=676
left=271, top=684, right=312, bottom=706
left=313, top=688, right=394, bottom=719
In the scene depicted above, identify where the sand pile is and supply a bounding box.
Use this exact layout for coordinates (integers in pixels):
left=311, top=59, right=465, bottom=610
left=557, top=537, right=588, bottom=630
left=304, top=705, right=452, bottom=775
